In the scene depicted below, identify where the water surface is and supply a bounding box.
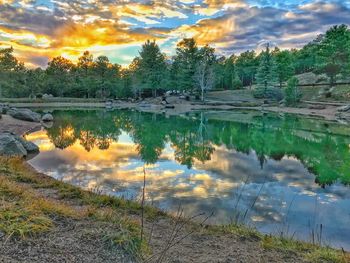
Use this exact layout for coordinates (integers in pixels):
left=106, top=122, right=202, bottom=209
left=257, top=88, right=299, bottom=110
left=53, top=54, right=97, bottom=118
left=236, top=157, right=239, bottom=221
left=26, top=109, right=350, bottom=250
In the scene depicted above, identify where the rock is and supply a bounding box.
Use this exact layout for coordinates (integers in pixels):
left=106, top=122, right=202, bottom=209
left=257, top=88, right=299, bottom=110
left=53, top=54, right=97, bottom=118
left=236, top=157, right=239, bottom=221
left=0, top=103, right=9, bottom=114
left=0, top=133, right=27, bottom=157
left=337, top=105, right=350, bottom=112
left=42, top=94, right=54, bottom=100
left=13, top=134, right=39, bottom=153
left=0, top=132, right=39, bottom=157
left=308, top=105, right=326, bottom=110
left=42, top=113, right=54, bottom=122
left=138, top=101, right=151, bottom=108
left=8, top=108, right=41, bottom=122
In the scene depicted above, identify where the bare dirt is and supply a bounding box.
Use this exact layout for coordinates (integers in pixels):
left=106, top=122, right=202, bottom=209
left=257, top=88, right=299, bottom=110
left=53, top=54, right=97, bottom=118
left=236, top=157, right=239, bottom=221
left=0, top=115, right=41, bottom=135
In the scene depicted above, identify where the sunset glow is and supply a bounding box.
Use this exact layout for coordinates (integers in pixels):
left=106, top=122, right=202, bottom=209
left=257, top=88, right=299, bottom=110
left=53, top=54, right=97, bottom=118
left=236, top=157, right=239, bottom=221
left=1, top=0, right=350, bottom=67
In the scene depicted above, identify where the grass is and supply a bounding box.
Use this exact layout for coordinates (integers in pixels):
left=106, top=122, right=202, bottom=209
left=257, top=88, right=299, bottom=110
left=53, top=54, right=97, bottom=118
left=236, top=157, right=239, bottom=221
left=301, top=85, right=350, bottom=102
left=262, top=235, right=350, bottom=263
left=0, top=157, right=148, bottom=258
left=0, top=156, right=349, bottom=262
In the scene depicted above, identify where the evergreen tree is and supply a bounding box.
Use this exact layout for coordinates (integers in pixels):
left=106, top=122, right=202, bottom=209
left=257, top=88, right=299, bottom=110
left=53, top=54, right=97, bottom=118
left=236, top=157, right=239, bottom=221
left=255, top=44, right=281, bottom=100
left=235, top=50, right=258, bottom=87
left=317, top=24, right=350, bottom=89
left=174, top=38, right=200, bottom=92
left=45, top=56, right=74, bottom=97
left=273, top=47, right=295, bottom=88
left=138, top=40, right=166, bottom=97
left=285, top=77, right=302, bottom=106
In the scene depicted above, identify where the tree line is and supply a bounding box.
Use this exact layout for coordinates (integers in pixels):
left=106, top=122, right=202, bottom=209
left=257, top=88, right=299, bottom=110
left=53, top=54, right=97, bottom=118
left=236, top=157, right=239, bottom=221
left=0, top=24, right=349, bottom=101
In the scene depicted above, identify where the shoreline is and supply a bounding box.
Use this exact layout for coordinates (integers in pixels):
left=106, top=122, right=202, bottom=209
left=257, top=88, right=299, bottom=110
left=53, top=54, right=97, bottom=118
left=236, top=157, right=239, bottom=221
left=5, top=100, right=349, bottom=122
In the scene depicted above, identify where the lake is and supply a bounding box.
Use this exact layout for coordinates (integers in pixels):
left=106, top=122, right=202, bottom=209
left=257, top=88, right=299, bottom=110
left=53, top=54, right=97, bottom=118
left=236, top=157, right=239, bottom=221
left=26, top=109, right=350, bottom=250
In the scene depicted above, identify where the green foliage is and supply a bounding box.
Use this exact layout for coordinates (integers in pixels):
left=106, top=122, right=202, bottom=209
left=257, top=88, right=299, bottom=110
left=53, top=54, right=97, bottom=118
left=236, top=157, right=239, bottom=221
left=273, top=47, right=295, bottom=87
left=285, top=77, right=302, bottom=106
left=173, top=38, right=200, bottom=92
left=137, top=40, right=167, bottom=97
left=254, top=45, right=281, bottom=100
left=316, top=24, right=350, bottom=85
left=235, top=50, right=258, bottom=87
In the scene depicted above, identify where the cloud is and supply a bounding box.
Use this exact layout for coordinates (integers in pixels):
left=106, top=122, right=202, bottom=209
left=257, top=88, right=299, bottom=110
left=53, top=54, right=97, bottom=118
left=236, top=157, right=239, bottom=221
left=1, top=0, right=350, bottom=67
left=177, top=1, right=350, bottom=55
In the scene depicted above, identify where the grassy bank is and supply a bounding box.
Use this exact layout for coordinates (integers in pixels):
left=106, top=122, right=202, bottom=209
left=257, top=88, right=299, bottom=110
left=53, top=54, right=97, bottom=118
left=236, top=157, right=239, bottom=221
left=0, top=157, right=349, bottom=262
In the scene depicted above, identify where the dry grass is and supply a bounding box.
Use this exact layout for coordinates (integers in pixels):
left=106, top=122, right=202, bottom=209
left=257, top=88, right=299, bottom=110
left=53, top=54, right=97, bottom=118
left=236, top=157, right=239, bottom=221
left=0, top=157, right=146, bottom=258
left=262, top=235, right=350, bottom=263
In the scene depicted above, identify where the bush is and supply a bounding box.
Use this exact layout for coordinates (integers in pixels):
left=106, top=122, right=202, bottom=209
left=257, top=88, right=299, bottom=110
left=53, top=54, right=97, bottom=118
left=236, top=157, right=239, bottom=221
left=231, top=78, right=243, bottom=90
left=253, top=86, right=284, bottom=101
left=285, top=77, right=302, bottom=106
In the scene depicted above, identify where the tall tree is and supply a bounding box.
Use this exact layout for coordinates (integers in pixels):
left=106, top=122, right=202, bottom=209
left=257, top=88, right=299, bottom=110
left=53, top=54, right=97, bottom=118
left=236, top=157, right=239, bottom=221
left=138, top=40, right=166, bottom=97
left=195, top=45, right=216, bottom=101
left=174, top=38, right=200, bottom=92
left=255, top=44, right=279, bottom=99
left=273, top=47, right=295, bottom=88
left=46, top=56, right=74, bottom=96
left=0, top=47, right=23, bottom=97
left=317, top=24, right=350, bottom=90
left=235, top=50, right=258, bottom=88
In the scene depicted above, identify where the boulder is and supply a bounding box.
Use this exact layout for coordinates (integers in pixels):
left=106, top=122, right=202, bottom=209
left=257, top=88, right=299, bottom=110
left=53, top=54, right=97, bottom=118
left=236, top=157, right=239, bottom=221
left=0, top=103, right=9, bottom=114
left=0, top=133, right=27, bottom=157
left=13, top=134, right=39, bottom=153
left=0, top=132, right=39, bottom=157
left=42, top=94, right=54, bottom=100
left=42, top=113, right=54, bottom=122
left=337, top=105, right=350, bottom=112
left=8, top=108, right=41, bottom=122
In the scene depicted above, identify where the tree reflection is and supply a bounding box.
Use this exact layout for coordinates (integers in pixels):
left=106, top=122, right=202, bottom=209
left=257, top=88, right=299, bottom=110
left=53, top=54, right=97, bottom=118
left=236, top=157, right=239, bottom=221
left=45, top=110, right=350, bottom=186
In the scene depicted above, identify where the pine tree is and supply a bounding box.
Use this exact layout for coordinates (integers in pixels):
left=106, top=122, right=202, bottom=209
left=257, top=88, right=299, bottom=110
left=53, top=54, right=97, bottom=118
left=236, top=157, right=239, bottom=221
left=174, top=38, right=200, bottom=92
left=138, top=40, right=167, bottom=97
left=254, top=44, right=281, bottom=100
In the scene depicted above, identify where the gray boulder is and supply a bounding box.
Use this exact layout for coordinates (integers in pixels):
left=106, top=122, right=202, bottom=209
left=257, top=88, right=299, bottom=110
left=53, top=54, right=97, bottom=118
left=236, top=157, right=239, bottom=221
left=8, top=108, right=41, bottom=122
left=13, top=134, right=39, bottom=153
left=42, top=113, right=54, bottom=122
left=338, top=105, right=350, bottom=112
left=0, top=133, right=27, bottom=157
left=0, top=132, right=39, bottom=157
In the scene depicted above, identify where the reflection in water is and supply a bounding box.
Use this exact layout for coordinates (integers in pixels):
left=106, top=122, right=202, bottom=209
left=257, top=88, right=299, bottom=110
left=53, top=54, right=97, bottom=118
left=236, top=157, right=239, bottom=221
left=27, top=110, right=350, bottom=250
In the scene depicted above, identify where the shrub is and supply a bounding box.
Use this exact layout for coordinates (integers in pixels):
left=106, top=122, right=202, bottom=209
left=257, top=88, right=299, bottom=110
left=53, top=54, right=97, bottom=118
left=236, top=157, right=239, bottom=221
left=285, top=77, right=302, bottom=106
left=231, top=78, right=243, bottom=90
left=253, top=86, right=284, bottom=101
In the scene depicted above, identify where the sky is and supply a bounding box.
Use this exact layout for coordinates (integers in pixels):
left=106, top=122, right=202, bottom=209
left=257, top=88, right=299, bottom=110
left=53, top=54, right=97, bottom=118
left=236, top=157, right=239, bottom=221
left=1, top=0, right=350, bottom=68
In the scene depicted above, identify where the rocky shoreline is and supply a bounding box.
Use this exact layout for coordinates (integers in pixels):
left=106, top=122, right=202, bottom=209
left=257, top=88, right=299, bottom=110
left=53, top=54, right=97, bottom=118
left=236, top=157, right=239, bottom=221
left=0, top=106, right=54, bottom=158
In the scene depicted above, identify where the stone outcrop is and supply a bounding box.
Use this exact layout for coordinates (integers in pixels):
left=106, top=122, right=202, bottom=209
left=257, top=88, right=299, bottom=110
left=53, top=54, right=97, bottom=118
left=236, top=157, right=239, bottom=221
left=0, top=132, right=39, bottom=157
left=337, top=105, right=350, bottom=112
left=8, top=108, right=41, bottom=122
left=42, top=113, right=54, bottom=122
